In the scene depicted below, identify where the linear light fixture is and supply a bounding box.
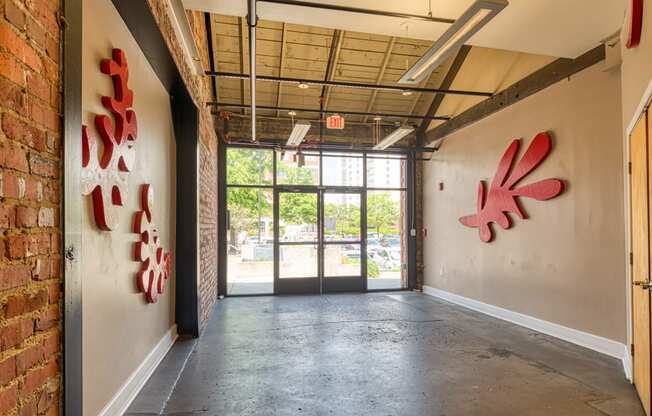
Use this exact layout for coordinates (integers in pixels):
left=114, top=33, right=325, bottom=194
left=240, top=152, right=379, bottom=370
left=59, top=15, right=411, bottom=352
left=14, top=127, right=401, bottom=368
left=286, top=121, right=311, bottom=146
left=373, top=126, right=415, bottom=150
left=399, top=0, right=508, bottom=85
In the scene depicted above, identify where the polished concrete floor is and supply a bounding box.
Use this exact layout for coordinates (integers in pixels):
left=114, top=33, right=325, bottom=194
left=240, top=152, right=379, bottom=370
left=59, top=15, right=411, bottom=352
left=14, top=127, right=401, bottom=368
left=128, top=292, right=644, bottom=416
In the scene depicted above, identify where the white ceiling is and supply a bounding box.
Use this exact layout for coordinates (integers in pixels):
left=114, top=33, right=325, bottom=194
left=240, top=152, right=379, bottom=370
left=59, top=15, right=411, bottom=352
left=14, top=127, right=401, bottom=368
left=183, top=0, right=626, bottom=58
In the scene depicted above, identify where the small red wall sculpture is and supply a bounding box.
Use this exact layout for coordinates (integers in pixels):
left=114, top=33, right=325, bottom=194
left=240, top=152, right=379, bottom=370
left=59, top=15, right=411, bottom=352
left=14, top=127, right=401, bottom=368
left=459, top=132, right=564, bottom=243
left=133, top=184, right=172, bottom=303
left=627, top=0, right=644, bottom=49
left=81, top=48, right=138, bottom=231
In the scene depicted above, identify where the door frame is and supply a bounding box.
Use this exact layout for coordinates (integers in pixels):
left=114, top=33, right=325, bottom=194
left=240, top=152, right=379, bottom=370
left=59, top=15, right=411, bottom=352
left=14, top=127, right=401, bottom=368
left=625, top=79, right=652, bottom=383
left=222, top=145, right=416, bottom=296
left=274, top=186, right=321, bottom=294
left=273, top=186, right=368, bottom=295
left=321, top=187, right=367, bottom=293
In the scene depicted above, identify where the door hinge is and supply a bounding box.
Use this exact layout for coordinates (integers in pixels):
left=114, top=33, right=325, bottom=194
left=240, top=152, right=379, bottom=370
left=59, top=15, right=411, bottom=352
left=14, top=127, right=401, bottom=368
left=630, top=252, right=634, bottom=265
left=629, top=161, right=632, bottom=174
left=631, top=343, right=635, bottom=356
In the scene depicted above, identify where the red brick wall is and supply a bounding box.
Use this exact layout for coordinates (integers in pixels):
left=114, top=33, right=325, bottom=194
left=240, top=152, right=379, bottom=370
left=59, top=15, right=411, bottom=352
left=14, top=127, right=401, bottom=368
left=0, top=0, right=62, bottom=415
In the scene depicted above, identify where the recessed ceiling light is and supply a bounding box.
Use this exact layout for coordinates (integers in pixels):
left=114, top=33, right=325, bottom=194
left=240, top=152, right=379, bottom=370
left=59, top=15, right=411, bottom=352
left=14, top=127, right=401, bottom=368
left=402, top=90, right=413, bottom=96
left=298, top=83, right=309, bottom=89
left=288, top=110, right=297, bottom=116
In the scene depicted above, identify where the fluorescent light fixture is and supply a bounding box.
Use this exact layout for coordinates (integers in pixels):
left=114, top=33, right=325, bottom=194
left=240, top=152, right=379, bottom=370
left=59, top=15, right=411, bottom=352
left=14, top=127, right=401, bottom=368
left=286, top=121, right=311, bottom=146
left=373, top=126, right=415, bottom=150
left=399, top=0, right=508, bottom=84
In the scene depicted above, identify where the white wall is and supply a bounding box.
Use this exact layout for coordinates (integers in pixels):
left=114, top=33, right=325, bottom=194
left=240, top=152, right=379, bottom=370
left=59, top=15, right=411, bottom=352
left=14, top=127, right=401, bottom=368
left=82, top=0, right=177, bottom=414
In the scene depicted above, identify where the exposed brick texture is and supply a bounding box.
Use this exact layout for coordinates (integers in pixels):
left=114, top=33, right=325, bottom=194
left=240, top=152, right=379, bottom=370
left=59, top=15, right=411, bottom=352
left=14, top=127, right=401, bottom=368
left=145, top=2, right=219, bottom=327
left=0, top=0, right=62, bottom=415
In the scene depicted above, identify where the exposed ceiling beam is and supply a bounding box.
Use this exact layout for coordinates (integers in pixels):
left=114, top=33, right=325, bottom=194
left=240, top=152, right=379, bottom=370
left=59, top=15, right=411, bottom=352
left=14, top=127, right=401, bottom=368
left=238, top=16, right=247, bottom=114
left=275, top=23, right=288, bottom=117
left=206, top=71, right=493, bottom=97
left=416, top=45, right=472, bottom=144
left=424, top=44, right=605, bottom=146
left=224, top=114, right=408, bottom=144
left=322, top=30, right=344, bottom=111
left=228, top=113, right=400, bottom=127
left=406, top=72, right=434, bottom=120
left=210, top=102, right=449, bottom=120
left=204, top=13, right=218, bottom=102
left=363, top=37, right=396, bottom=123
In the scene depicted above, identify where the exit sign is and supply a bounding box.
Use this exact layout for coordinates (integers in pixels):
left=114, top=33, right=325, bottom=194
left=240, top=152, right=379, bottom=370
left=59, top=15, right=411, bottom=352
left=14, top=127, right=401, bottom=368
left=326, top=114, right=345, bottom=129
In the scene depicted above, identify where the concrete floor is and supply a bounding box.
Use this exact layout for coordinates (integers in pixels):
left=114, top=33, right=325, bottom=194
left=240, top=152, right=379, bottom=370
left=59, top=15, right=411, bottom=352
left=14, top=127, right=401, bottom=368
left=127, top=292, right=644, bottom=416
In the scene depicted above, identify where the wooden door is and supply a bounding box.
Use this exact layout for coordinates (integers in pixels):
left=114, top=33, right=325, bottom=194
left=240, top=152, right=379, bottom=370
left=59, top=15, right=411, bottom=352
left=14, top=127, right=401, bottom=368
left=632, top=112, right=651, bottom=415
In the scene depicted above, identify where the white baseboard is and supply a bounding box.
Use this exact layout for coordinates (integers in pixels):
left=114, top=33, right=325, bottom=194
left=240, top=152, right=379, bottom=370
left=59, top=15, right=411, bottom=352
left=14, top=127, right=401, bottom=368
left=98, top=325, right=178, bottom=416
left=422, top=286, right=631, bottom=380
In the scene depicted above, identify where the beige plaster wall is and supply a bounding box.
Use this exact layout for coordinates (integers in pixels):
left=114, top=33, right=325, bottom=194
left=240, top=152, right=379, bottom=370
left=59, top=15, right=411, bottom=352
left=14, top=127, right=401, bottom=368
left=423, top=63, right=626, bottom=343
left=621, top=0, right=652, bottom=128
left=81, top=0, right=177, bottom=414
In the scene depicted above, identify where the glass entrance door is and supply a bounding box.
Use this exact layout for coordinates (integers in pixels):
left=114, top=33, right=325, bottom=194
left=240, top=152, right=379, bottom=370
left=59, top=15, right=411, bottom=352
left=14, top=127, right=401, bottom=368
left=274, top=188, right=365, bottom=294
left=322, top=190, right=365, bottom=292
left=275, top=189, right=320, bottom=294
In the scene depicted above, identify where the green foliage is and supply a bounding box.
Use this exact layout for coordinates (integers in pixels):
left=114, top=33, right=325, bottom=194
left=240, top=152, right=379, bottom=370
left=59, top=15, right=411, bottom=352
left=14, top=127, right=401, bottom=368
left=279, top=193, right=317, bottom=225
left=367, top=259, right=380, bottom=278
left=367, top=192, right=400, bottom=237
left=226, top=148, right=273, bottom=186
left=324, top=202, right=360, bottom=237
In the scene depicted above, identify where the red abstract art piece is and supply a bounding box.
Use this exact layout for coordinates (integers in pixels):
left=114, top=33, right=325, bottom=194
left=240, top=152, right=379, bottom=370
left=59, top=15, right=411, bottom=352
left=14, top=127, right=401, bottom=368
left=81, top=48, right=138, bottom=231
left=626, top=0, right=644, bottom=49
left=133, top=184, right=172, bottom=303
left=459, top=132, right=564, bottom=243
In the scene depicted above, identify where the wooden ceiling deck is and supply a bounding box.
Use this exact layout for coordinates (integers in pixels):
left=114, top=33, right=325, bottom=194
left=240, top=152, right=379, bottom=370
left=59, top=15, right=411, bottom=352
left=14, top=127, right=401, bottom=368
left=206, top=13, right=556, bottom=139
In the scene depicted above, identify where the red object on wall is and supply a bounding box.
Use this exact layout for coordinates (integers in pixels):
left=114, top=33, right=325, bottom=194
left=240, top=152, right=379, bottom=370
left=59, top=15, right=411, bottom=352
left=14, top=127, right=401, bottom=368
left=81, top=48, right=138, bottom=230
left=627, top=0, right=644, bottom=48
left=326, top=114, right=345, bottom=129
left=459, top=132, right=564, bottom=243
left=133, top=184, right=172, bottom=303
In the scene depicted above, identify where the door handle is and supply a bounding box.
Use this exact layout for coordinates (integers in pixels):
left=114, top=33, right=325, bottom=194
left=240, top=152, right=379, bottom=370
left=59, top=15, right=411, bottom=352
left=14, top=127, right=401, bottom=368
left=633, top=280, right=652, bottom=290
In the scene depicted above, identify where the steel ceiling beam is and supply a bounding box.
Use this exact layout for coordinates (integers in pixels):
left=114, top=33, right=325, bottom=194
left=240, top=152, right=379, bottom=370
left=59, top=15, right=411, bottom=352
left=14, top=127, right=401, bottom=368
left=204, top=13, right=218, bottom=102
left=424, top=45, right=606, bottom=145
left=206, top=71, right=494, bottom=97
left=209, top=102, right=450, bottom=120
left=416, top=45, right=472, bottom=144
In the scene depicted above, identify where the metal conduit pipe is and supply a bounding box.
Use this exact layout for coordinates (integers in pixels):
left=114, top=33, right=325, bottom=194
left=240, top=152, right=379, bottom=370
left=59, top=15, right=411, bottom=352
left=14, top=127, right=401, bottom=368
left=205, top=71, right=494, bottom=98
left=248, top=0, right=257, bottom=141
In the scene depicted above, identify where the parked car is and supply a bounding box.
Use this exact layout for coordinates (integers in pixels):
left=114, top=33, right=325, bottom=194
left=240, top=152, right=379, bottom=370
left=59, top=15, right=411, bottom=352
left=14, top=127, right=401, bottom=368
left=342, top=244, right=361, bottom=259
left=383, top=235, right=401, bottom=248
left=369, top=247, right=401, bottom=270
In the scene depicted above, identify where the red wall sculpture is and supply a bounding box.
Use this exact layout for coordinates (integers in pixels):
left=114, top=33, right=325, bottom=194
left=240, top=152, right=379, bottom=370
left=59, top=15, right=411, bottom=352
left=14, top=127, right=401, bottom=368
left=134, top=184, right=172, bottom=303
left=627, top=0, right=644, bottom=49
left=81, top=48, right=138, bottom=230
left=459, top=132, right=564, bottom=243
